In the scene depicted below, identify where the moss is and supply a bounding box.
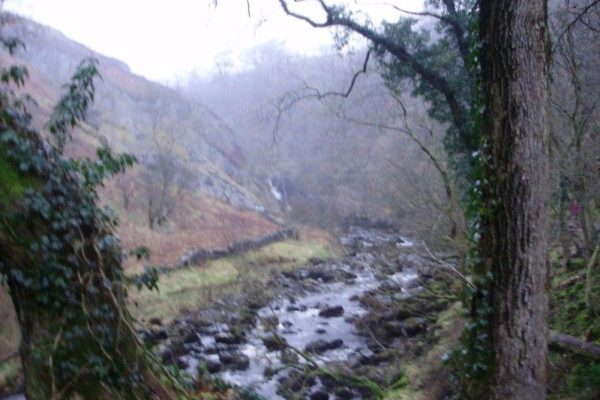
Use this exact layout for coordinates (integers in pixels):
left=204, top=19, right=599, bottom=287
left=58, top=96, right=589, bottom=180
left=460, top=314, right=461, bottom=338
left=551, top=272, right=600, bottom=339
left=567, top=258, right=586, bottom=270
left=0, top=357, right=22, bottom=395
left=566, top=362, right=600, bottom=399
left=549, top=270, right=600, bottom=399
left=0, top=145, right=36, bottom=204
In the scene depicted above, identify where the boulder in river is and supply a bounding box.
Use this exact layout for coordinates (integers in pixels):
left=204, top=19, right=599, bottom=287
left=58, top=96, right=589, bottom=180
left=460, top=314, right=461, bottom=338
left=319, top=305, right=345, bottom=318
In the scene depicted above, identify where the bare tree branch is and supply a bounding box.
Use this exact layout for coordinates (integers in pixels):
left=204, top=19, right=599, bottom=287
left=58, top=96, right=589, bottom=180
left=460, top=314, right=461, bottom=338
left=270, top=48, right=372, bottom=136
left=554, top=0, right=600, bottom=47
left=277, top=0, right=473, bottom=150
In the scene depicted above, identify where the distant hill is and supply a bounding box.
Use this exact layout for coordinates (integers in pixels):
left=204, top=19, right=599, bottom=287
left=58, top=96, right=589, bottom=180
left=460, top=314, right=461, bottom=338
left=1, top=14, right=282, bottom=267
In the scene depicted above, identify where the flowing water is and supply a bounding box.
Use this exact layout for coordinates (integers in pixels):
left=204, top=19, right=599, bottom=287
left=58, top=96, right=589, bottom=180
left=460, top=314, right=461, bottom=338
left=183, top=227, right=419, bottom=399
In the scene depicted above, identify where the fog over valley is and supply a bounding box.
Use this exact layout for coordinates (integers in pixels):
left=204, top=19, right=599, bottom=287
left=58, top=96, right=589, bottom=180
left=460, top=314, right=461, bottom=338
left=1, top=1, right=599, bottom=400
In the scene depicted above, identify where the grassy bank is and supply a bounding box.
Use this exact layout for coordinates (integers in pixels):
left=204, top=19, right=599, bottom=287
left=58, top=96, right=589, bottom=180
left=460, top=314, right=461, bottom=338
left=128, top=228, right=341, bottom=324
left=0, top=227, right=340, bottom=395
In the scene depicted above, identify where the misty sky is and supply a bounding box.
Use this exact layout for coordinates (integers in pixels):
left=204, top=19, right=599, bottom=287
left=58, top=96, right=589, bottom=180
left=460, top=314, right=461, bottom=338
left=4, top=0, right=423, bottom=82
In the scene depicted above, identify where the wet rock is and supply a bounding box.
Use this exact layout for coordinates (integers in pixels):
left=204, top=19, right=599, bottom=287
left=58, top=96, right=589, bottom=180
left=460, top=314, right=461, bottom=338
left=219, top=351, right=250, bottom=371
left=342, top=271, right=358, bottom=280
left=384, top=321, right=405, bottom=338
left=282, top=320, right=294, bottom=328
left=403, top=317, right=428, bottom=336
left=203, top=358, right=222, bottom=373
left=308, top=270, right=335, bottom=283
left=309, top=256, right=326, bottom=265
left=140, top=328, right=168, bottom=346
left=183, top=332, right=199, bottom=344
left=214, top=332, right=243, bottom=345
left=310, top=391, right=329, bottom=400
left=262, top=335, right=287, bottom=351
left=315, top=328, right=327, bottom=335
left=335, top=387, right=357, bottom=399
left=286, top=304, right=308, bottom=312
left=278, top=370, right=316, bottom=394
left=175, top=358, right=189, bottom=369
left=393, top=306, right=412, bottom=320
left=203, top=344, right=231, bottom=354
left=305, top=339, right=344, bottom=354
left=161, top=340, right=186, bottom=364
left=319, top=305, right=345, bottom=318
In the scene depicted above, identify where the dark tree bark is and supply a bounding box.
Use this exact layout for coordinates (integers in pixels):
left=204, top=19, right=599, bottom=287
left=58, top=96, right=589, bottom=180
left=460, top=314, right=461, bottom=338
left=476, top=0, right=551, bottom=399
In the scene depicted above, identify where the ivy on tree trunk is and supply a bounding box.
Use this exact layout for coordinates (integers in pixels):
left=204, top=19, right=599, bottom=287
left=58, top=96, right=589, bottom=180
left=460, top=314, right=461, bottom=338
left=469, top=0, right=551, bottom=398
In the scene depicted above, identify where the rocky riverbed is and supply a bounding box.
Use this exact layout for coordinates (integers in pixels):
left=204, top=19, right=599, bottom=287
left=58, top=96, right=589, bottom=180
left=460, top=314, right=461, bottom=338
left=146, top=226, right=459, bottom=399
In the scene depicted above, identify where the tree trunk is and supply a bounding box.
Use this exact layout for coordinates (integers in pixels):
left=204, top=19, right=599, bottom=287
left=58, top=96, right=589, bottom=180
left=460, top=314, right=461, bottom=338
left=476, top=1, right=551, bottom=399
left=584, top=242, right=599, bottom=314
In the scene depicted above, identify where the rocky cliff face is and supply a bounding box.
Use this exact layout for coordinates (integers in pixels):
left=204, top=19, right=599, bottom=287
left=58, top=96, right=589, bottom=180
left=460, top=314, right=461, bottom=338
left=1, top=14, right=267, bottom=213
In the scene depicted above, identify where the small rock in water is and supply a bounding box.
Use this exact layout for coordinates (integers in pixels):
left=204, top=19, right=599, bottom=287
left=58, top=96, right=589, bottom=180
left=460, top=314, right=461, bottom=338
left=161, top=340, right=187, bottom=364
left=175, top=358, right=189, bottom=369
left=262, top=335, right=287, bottom=351
left=319, top=305, right=345, bottom=318
left=286, top=304, right=308, bottom=312
left=305, top=339, right=344, bottom=354
left=308, top=270, right=335, bottom=282
left=342, top=271, right=358, bottom=280
left=202, top=358, right=222, bottom=373
left=335, top=387, right=357, bottom=399
left=183, top=331, right=199, bottom=344
left=214, top=332, right=242, bottom=345
left=315, top=328, right=327, bottom=335
left=218, top=351, right=250, bottom=370
left=310, top=391, right=329, bottom=400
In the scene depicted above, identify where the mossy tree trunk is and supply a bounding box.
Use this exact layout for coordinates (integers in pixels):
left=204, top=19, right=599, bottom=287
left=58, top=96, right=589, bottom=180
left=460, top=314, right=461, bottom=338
left=474, top=0, right=551, bottom=398
left=0, top=51, right=179, bottom=398
left=0, top=146, right=176, bottom=399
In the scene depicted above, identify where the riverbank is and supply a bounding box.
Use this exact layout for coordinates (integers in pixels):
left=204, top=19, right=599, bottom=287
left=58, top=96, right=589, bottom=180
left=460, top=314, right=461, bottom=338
left=149, top=226, right=463, bottom=399
left=128, top=226, right=341, bottom=325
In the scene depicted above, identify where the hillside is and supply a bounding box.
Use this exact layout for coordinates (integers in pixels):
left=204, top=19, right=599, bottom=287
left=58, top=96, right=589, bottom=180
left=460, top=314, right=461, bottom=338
left=1, top=14, right=283, bottom=267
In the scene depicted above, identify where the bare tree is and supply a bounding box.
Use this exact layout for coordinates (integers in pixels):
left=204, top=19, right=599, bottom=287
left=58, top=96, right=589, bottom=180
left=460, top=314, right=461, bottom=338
left=139, top=109, right=194, bottom=229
